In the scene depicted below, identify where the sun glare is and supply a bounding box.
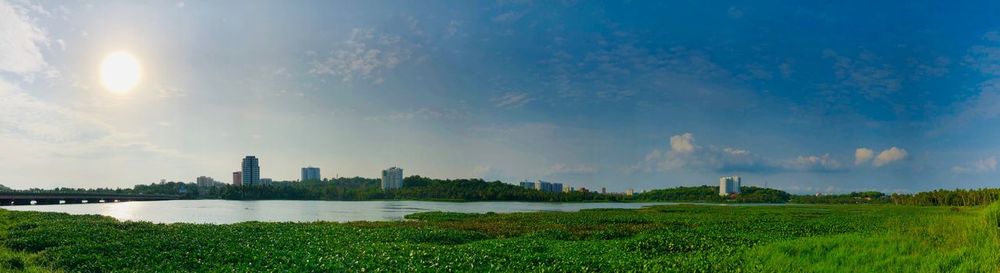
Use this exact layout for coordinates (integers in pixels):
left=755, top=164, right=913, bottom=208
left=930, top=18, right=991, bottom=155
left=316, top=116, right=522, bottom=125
left=100, top=51, right=142, bottom=93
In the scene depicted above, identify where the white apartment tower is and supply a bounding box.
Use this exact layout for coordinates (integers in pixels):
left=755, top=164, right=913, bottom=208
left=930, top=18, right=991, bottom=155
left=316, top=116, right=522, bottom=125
left=719, top=176, right=742, bottom=196
left=382, top=167, right=404, bottom=191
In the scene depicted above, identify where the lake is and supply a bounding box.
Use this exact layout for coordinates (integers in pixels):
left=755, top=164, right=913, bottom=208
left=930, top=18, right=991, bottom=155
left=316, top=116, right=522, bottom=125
left=2, top=200, right=689, bottom=224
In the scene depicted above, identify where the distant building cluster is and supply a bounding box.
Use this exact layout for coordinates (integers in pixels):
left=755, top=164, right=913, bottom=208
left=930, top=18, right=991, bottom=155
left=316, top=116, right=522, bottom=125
left=519, top=180, right=563, bottom=193
left=719, top=176, right=742, bottom=196
left=187, top=155, right=405, bottom=190
left=382, top=167, right=404, bottom=190
left=187, top=155, right=640, bottom=197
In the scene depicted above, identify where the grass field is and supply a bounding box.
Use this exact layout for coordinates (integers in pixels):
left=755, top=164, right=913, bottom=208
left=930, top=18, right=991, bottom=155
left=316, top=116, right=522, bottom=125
left=0, top=203, right=997, bottom=272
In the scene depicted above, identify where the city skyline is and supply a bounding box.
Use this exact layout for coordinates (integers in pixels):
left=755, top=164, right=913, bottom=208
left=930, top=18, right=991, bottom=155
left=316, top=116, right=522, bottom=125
left=3, top=1, right=1000, bottom=193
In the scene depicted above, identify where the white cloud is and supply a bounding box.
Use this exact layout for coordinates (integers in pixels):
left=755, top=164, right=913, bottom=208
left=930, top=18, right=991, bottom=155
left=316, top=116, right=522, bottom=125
left=951, top=156, right=997, bottom=174
left=669, top=133, right=697, bottom=153
left=636, top=133, right=853, bottom=174
left=0, top=0, right=48, bottom=75
left=309, top=28, right=413, bottom=84
left=492, top=92, right=534, bottom=108
left=873, top=147, right=907, bottom=167
left=635, top=133, right=773, bottom=173
left=854, top=148, right=874, bottom=165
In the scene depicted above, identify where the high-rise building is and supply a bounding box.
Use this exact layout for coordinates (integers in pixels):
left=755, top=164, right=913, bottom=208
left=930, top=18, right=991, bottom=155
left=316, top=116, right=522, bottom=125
left=232, top=172, right=242, bottom=186
left=719, top=176, right=742, bottom=196
left=381, top=167, right=404, bottom=190
left=626, top=188, right=635, bottom=197
left=242, top=156, right=260, bottom=186
left=301, top=167, right=321, bottom=181
left=260, top=178, right=273, bottom=185
left=520, top=180, right=535, bottom=189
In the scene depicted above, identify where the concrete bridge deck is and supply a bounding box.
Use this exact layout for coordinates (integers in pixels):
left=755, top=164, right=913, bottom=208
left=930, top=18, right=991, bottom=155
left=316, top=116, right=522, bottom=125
left=0, top=192, right=180, bottom=206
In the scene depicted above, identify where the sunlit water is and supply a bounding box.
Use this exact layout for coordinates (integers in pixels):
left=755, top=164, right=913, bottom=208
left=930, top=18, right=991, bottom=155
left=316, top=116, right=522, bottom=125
left=0, top=200, right=714, bottom=224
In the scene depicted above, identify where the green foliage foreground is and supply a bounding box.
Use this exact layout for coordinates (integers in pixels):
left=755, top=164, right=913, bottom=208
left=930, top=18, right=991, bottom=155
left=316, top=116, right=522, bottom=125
left=0, top=203, right=998, bottom=272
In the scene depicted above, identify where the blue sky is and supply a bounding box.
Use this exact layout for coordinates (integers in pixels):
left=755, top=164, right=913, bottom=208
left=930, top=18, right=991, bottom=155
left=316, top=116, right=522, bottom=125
left=2, top=0, right=1000, bottom=193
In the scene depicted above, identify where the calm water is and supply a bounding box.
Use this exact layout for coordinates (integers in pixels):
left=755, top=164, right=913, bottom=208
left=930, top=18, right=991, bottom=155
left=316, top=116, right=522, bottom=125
left=3, top=200, right=683, bottom=224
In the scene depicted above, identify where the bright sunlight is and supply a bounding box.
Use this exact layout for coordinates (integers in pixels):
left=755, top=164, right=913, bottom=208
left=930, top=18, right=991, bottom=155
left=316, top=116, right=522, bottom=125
left=99, top=51, right=141, bottom=93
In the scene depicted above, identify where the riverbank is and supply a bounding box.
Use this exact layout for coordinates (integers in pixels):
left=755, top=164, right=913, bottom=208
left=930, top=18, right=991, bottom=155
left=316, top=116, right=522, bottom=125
left=1, top=203, right=998, bottom=272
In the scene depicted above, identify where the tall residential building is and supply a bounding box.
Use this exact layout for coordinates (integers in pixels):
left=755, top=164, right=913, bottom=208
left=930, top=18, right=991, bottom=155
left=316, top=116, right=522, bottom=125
left=242, top=156, right=261, bottom=186
left=626, top=188, right=635, bottom=197
left=301, top=167, right=321, bottom=181
left=519, top=180, right=535, bottom=189
left=719, top=176, right=742, bottom=196
left=381, top=167, right=404, bottom=191
left=260, top=178, right=273, bottom=185
left=232, top=172, right=242, bottom=186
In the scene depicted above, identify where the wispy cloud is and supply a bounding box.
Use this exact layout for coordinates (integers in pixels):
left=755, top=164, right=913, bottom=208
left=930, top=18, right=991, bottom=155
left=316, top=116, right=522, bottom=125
left=0, top=80, right=178, bottom=158
left=782, top=154, right=843, bottom=172
left=823, top=50, right=901, bottom=99
left=0, top=0, right=48, bottom=75
left=309, top=28, right=413, bottom=84
left=364, top=107, right=464, bottom=121
left=546, top=163, right=596, bottom=175
left=492, top=11, right=526, bottom=23
left=444, top=20, right=462, bottom=38
left=951, top=156, right=997, bottom=174
left=492, top=92, right=534, bottom=108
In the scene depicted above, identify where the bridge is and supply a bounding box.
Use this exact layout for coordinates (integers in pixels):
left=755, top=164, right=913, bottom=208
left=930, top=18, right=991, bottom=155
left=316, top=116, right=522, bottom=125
left=0, top=192, right=180, bottom=206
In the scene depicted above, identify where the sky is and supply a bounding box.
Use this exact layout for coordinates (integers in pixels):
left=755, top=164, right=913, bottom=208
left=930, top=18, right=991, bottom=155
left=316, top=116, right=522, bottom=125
left=3, top=0, right=1000, bottom=193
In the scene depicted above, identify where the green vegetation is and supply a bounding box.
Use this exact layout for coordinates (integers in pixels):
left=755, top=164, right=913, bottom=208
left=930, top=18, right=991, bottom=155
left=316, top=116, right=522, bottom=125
left=634, top=185, right=790, bottom=203
left=1, top=202, right=997, bottom=272
left=6, top=177, right=999, bottom=206
left=790, top=188, right=1000, bottom=206
left=789, top=191, right=890, bottom=204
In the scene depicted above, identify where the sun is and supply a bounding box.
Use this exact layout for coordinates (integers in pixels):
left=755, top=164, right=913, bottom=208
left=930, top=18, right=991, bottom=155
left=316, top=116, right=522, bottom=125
left=100, top=51, right=142, bottom=93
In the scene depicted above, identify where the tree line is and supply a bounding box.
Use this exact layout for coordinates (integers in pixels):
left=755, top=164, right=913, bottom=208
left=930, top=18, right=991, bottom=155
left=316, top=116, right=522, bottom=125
left=632, top=185, right=791, bottom=203
left=4, top=181, right=996, bottom=206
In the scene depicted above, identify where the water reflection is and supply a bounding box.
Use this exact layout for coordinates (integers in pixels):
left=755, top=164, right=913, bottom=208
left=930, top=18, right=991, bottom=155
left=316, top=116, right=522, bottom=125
left=2, top=200, right=745, bottom=224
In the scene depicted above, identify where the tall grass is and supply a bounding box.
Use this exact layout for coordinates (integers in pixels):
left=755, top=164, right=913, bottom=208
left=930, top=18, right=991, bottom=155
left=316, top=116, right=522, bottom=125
left=746, top=203, right=1000, bottom=272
